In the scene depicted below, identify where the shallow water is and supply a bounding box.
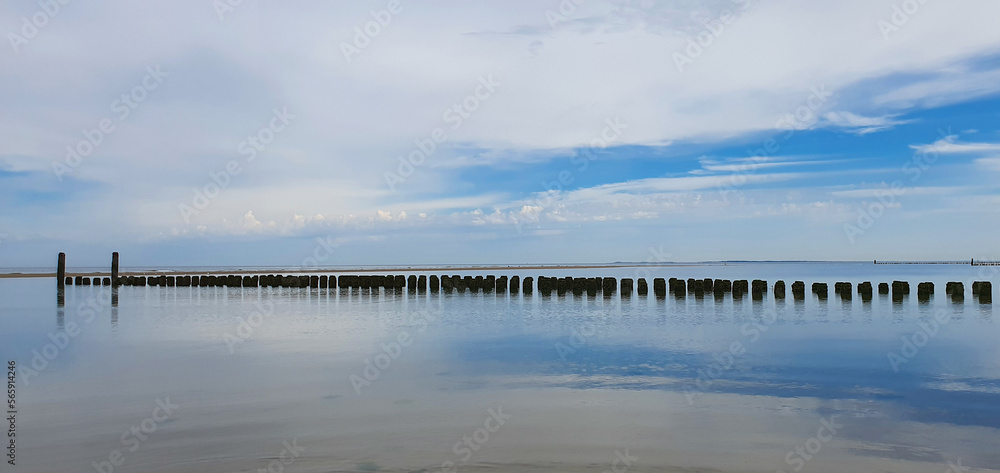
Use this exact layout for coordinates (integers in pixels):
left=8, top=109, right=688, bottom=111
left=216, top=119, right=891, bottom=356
left=2, top=263, right=999, bottom=472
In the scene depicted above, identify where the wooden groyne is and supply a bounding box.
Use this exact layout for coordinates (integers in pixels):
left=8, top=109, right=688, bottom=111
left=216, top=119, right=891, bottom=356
left=48, top=253, right=995, bottom=304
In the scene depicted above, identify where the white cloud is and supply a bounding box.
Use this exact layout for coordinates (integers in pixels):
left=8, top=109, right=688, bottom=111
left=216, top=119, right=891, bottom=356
left=975, top=157, right=1000, bottom=171
left=873, top=68, right=1000, bottom=110
left=830, top=186, right=963, bottom=198
left=697, top=156, right=844, bottom=173
left=241, top=211, right=262, bottom=230
left=4, top=0, right=1000, bottom=260
left=912, top=138, right=1000, bottom=155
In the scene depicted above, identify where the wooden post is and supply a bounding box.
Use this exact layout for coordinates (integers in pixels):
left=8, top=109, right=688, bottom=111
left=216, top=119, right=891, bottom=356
left=407, top=275, right=417, bottom=293
left=671, top=278, right=685, bottom=297
left=430, top=275, right=440, bottom=292
left=838, top=282, right=852, bottom=301
left=111, top=252, right=120, bottom=287
left=973, top=281, right=992, bottom=303
left=653, top=278, right=666, bottom=297
left=620, top=278, right=633, bottom=297
left=461, top=276, right=472, bottom=292
left=441, top=275, right=453, bottom=293
left=473, top=276, right=484, bottom=293
left=791, top=281, right=805, bottom=300
left=602, top=277, right=616, bottom=296
left=570, top=278, right=585, bottom=296
left=57, top=253, right=66, bottom=287
left=556, top=277, right=568, bottom=296
left=484, top=275, right=495, bottom=294
left=917, top=282, right=934, bottom=301
left=858, top=282, right=873, bottom=302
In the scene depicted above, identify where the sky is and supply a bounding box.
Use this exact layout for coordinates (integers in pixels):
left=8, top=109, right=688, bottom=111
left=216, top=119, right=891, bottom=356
left=2, top=0, right=1000, bottom=268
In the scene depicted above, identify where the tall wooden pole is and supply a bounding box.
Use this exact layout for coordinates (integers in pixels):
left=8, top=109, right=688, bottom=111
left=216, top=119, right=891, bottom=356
left=112, top=252, right=120, bottom=287
left=57, top=252, right=66, bottom=287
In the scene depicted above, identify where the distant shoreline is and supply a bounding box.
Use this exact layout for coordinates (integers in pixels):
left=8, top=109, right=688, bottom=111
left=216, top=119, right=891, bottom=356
left=0, top=259, right=993, bottom=279
left=0, top=263, right=710, bottom=279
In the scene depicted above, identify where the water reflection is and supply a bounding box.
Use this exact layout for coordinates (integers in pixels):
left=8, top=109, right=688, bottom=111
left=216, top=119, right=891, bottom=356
left=2, top=264, right=998, bottom=471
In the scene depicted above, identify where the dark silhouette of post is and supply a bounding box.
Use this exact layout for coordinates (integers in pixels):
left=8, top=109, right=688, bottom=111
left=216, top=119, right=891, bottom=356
left=57, top=253, right=66, bottom=288
left=111, top=252, right=120, bottom=287
left=56, top=252, right=66, bottom=307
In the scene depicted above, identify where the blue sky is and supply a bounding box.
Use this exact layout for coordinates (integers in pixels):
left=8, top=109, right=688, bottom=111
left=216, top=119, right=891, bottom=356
left=2, top=0, right=1000, bottom=268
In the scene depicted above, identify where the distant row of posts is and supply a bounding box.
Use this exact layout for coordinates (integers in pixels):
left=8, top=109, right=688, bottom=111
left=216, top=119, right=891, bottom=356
left=54, top=252, right=993, bottom=305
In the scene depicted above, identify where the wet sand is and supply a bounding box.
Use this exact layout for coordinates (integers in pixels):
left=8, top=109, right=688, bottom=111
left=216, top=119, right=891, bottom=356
left=21, top=380, right=1000, bottom=473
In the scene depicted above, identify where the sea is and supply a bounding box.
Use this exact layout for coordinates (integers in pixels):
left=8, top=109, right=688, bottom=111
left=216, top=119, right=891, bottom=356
left=1, top=262, right=999, bottom=472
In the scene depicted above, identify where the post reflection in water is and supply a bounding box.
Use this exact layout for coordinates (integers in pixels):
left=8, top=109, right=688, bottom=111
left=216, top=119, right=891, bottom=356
left=7, top=264, right=1000, bottom=472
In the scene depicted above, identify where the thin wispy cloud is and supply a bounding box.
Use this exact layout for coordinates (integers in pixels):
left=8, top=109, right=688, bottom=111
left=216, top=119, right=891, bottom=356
left=911, top=138, right=1000, bottom=155
left=822, top=111, right=912, bottom=135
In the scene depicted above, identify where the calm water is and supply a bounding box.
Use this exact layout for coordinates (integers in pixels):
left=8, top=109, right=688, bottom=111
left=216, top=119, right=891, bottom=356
left=2, top=263, right=999, bottom=472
